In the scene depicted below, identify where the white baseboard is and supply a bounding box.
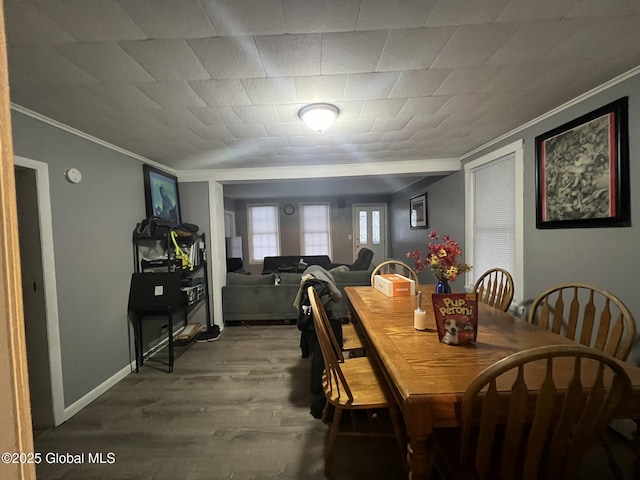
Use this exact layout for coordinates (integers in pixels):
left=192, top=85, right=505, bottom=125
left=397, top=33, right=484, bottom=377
left=62, top=362, right=135, bottom=423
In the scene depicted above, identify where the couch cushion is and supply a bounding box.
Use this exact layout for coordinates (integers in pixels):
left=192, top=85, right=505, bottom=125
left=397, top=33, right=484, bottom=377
left=331, top=269, right=372, bottom=285
left=227, top=272, right=275, bottom=286
left=278, top=272, right=303, bottom=285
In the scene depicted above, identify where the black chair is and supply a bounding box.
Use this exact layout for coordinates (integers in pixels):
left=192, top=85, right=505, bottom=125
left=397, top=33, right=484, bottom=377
left=331, top=248, right=374, bottom=271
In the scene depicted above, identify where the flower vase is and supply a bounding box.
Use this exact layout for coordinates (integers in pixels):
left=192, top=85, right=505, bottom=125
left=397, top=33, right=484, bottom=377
left=435, top=279, right=451, bottom=294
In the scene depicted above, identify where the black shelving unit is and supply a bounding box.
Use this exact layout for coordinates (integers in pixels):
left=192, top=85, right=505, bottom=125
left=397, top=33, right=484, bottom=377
left=129, top=227, right=212, bottom=372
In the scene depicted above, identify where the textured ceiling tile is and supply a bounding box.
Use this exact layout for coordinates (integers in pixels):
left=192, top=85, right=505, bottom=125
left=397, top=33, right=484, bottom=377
left=294, top=75, right=347, bottom=103
left=276, top=103, right=306, bottom=122
left=360, top=142, right=390, bottom=152
left=350, top=132, right=383, bottom=144
left=543, top=17, right=640, bottom=63
left=427, top=0, right=507, bottom=26
left=377, top=27, right=455, bottom=71
left=201, top=0, right=285, bottom=36
left=30, top=0, right=146, bottom=42
left=188, top=79, right=251, bottom=106
left=496, top=0, right=576, bottom=22
left=432, top=23, right=519, bottom=68
left=189, top=106, right=243, bottom=125
left=282, top=0, right=360, bottom=34
left=389, top=69, right=451, bottom=97
left=263, top=123, right=303, bottom=137
left=487, top=20, right=582, bottom=65
left=187, top=123, right=234, bottom=140
left=118, top=0, right=216, bottom=39
left=233, top=105, right=281, bottom=123
left=9, top=45, right=98, bottom=85
left=358, top=0, right=435, bottom=30
left=399, top=96, right=449, bottom=116
left=437, top=94, right=489, bottom=115
left=336, top=119, right=376, bottom=134
left=433, top=65, right=504, bottom=95
left=189, top=37, right=266, bottom=79
left=5, top=0, right=76, bottom=45
left=256, top=136, right=289, bottom=147
left=242, top=77, right=297, bottom=104
left=321, top=30, right=388, bottom=74
left=223, top=138, right=260, bottom=150
left=359, top=98, right=408, bottom=118
left=119, top=39, right=210, bottom=82
left=343, top=72, right=400, bottom=101
left=145, top=108, right=201, bottom=127
left=227, top=123, right=269, bottom=138
left=288, top=136, right=324, bottom=147
left=254, top=34, right=321, bottom=77
left=53, top=42, right=154, bottom=83
left=370, top=116, right=411, bottom=133
left=381, top=129, right=415, bottom=143
left=323, top=103, right=360, bottom=123
left=566, top=0, right=640, bottom=17
left=137, top=82, right=207, bottom=108
left=84, top=83, right=161, bottom=109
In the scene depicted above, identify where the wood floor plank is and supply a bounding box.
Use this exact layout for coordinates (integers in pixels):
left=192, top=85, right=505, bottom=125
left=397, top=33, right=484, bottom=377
left=34, top=325, right=633, bottom=480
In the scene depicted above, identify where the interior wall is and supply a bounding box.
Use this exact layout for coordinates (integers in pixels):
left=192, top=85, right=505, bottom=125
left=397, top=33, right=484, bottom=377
left=389, top=173, right=466, bottom=288
left=230, top=193, right=388, bottom=274
left=11, top=111, right=146, bottom=406
left=180, top=181, right=217, bottom=328
left=463, top=74, right=640, bottom=365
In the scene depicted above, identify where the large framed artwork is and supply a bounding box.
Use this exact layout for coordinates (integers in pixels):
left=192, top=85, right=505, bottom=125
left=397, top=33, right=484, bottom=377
left=410, top=192, right=428, bottom=229
left=143, top=165, right=181, bottom=226
left=535, top=97, right=630, bottom=229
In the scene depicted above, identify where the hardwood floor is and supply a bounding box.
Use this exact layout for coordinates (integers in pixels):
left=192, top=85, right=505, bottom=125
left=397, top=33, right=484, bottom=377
left=34, top=325, right=634, bottom=479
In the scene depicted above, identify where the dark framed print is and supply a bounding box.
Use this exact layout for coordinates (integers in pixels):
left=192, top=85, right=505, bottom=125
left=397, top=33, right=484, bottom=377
left=410, top=192, right=428, bottom=229
left=535, top=97, right=630, bottom=229
left=143, top=164, right=181, bottom=226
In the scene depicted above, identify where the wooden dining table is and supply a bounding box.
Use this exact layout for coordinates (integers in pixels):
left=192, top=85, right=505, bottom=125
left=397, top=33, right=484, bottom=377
left=345, top=285, right=640, bottom=480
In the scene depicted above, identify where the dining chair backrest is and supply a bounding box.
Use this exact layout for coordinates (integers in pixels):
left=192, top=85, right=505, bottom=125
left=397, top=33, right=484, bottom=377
left=308, top=286, right=353, bottom=402
left=370, top=260, right=419, bottom=286
left=473, top=268, right=514, bottom=312
left=527, top=283, right=636, bottom=360
left=460, top=344, right=631, bottom=480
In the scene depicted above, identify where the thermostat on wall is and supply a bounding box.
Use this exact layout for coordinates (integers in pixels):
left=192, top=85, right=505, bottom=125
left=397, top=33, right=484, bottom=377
left=64, top=167, right=82, bottom=184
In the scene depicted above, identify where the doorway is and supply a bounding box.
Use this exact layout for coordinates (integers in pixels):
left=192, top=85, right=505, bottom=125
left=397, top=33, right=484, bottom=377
left=352, top=204, right=387, bottom=266
left=14, top=156, right=64, bottom=428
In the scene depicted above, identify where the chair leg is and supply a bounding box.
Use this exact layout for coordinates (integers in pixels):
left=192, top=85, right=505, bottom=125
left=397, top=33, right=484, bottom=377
left=601, top=434, right=625, bottom=480
left=325, top=407, right=343, bottom=477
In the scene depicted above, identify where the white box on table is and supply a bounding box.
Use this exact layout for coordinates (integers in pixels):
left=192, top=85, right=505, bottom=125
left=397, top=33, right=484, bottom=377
left=374, top=274, right=416, bottom=297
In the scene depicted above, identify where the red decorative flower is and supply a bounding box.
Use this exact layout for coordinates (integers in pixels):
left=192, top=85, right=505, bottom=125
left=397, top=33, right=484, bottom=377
left=406, top=231, right=472, bottom=282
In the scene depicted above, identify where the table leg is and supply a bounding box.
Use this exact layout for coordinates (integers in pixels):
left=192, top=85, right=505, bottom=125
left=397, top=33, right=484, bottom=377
left=403, top=404, right=435, bottom=480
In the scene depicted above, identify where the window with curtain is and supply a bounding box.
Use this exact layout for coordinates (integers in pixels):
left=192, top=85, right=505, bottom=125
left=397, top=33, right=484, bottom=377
left=247, top=204, right=280, bottom=263
left=300, top=203, right=331, bottom=256
left=464, top=140, right=523, bottom=305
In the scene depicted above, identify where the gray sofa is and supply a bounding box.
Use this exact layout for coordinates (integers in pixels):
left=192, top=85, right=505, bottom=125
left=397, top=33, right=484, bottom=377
left=222, top=269, right=373, bottom=323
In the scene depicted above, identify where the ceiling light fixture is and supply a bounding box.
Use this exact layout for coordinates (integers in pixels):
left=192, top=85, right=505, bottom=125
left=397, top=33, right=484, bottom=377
left=298, top=103, right=340, bottom=133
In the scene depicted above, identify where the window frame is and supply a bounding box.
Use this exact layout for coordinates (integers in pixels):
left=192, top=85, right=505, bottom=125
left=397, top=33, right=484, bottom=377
left=247, top=203, right=280, bottom=264
left=464, top=140, right=524, bottom=307
left=299, top=202, right=332, bottom=258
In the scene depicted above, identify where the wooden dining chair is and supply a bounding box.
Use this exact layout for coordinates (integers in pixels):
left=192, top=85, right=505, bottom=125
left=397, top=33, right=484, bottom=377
left=370, top=260, right=419, bottom=286
left=473, top=268, right=514, bottom=312
left=308, top=286, right=405, bottom=477
left=527, top=283, right=636, bottom=361
left=434, top=344, right=632, bottom=480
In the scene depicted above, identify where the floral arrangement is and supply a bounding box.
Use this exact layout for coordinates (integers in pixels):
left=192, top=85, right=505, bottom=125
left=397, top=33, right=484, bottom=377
left=406, top=231, right=472, bottom=282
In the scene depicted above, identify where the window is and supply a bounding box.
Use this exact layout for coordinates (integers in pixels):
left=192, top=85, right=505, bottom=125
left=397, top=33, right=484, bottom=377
left=464, top=140, right=523, bottom=306
left=247, top=204, right=279, bottom=262
left=300, top=203, right=331, bottom=256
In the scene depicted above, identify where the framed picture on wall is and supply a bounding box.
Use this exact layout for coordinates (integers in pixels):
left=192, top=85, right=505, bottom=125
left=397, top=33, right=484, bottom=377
left=410, top=192, right=428, bottom=229
left=535, top=97, right=630, bottom=229
left=143, top=164, right=181, bottom=226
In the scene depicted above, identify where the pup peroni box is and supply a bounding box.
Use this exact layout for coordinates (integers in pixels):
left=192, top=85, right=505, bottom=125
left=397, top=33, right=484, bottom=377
left=432, top=293, right=478, bottom=345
